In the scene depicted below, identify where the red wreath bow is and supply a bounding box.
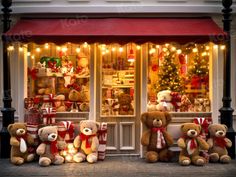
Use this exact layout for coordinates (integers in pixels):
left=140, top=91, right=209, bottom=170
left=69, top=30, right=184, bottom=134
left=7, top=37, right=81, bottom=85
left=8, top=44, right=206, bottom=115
left=28, top=68, right=38, bottom=80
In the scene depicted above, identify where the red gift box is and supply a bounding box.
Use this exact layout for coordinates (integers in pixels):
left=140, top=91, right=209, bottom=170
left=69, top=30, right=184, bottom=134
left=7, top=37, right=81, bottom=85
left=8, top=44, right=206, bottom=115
left=57, top=121, right=75, bottom=143
left=24, top=108, right=42, bottom=125
left=42, top=107, right=56, bottom=125
left=97, top=122, right=108, bottom=160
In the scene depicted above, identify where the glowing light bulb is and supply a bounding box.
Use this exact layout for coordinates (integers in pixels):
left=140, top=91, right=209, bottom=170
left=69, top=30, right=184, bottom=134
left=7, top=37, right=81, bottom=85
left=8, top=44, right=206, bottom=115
left=83, top=42, right=88, bottom=48
left=44, top=43, right=49, bottom=49
left=102, top=51, right=106, bottom=55
left=27, top=52, right=31, bottom=56
left=136, top=45, right=141, bottom=50
left=112, top=47, right=116, bottom=52
left=220, top=45, right=225, bottom=50
left=213, top=45, right=218, bottom=49
left=162, top=48, right=167, bottom=52
left=156, top=45, right=160, bottom=49
left=68, top=144, right=74, bottom=149
left=7, top=46, right=14, bottom=51
left=62, top=47, right=68, bottom=52
left=106, top=49, right=109, bottom=53
left=76, top=47, right=81, bottom=53
left=165, top=43, right=169, bottom=47
left=205, top=46, right=210, bottom=50
left=56, top=46, right=61, bottom=51
left=66, top=155, right=72, bottom=162
left=192, top=48, right=198, bottom=53
left=19, top=47, right=23, bottom=52
left=177, top=49, right=182, bottom=54
left=31, top=55, right=35, bottom=59
left=119, top=47, right=123, bottom=52
left=36, top=48, right=41, bottom=52
left=171, top=47, right=176, bottom=51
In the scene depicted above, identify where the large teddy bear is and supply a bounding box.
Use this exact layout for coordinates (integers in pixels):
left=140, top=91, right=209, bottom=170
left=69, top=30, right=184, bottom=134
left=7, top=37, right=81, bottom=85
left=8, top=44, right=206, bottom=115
left=36, top=126, right=64, bottom=167
left=141, top=111, right=174, bottom=162
left=207, top=124, right=232, bottom=163
left=8, top=123, right=35, bottom=165
left=177, top=123, right=209, bottom=166
left=118, top=93, right=134, bottom=115
left=156, top=90, right=174, bottom=111
left=73, top=120, right=99, bottom=163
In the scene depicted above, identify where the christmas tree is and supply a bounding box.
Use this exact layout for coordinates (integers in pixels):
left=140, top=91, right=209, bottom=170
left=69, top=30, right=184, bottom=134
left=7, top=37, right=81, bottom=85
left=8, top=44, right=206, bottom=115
left=155, top=48, right=184, bottom=93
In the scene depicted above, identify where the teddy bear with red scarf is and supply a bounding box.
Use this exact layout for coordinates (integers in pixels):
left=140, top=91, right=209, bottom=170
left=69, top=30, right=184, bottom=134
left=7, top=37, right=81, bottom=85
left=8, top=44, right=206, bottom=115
left=207, top=124, right=232, bottom=163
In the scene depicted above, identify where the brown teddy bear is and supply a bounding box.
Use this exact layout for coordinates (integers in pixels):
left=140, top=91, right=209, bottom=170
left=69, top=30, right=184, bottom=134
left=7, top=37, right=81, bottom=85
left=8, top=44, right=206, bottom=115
left=141, top=111, right=174, bottom=163
left=8, top=123, right=35, bottom=165
left=207, top=124, right=232, bottom=163
left=73, top=120, right=99, bottom=163
left=177, top=123, right=209, bottom=166
left=36, top=126, right=64, bottom=167
left=118, top=93, right=134, bottom=115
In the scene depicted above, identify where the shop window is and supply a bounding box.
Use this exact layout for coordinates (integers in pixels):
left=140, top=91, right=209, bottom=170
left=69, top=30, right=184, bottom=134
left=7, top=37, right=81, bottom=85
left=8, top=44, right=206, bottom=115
left=99, top=43, right=136, bottom=116
left=26, top=42, right=90, bottom=113
left=147, top=43, right=210, bottom=113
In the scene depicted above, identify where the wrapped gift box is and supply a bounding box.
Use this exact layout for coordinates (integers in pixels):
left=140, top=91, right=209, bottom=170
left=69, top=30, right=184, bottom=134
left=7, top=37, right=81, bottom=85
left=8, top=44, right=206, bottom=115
left=97, top=122, right=108, bottom=160
left=42, top=107, right=56, bottom=125
left=57, top=121, right=75, bottom=143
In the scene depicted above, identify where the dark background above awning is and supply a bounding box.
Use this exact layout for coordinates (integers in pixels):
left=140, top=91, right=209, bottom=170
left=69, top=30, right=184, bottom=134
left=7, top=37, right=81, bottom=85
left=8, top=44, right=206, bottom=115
left=3, top=18, right=226, bottom=45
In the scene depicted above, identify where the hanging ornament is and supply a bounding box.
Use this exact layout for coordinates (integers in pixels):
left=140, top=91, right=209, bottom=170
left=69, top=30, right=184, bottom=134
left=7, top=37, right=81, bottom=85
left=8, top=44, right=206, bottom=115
left=178, top=54, right=186, bottom=64
left=151, top=64, right=159, bottom=72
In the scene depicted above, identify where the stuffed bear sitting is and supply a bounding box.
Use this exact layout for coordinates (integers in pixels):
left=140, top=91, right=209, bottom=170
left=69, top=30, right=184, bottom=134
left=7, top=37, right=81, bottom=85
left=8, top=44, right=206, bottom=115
left=73, top=120, right=99, bottom=163
left=177, top=123, right=209, bottom=166
left=118, top=93, right=134, bottom=115
left=207, top=124, right=232, bottom=163
left=141, top=111, right=174, bottom=163
left=156, top=90, right=174, bottom=112
left=8, top=123, right=35, bottom=165
left=36, top=126, right=64, bottom=167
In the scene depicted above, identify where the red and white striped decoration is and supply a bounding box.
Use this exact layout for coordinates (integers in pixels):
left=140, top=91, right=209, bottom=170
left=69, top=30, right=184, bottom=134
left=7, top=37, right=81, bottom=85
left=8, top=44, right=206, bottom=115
left=42, top=107, right=56, bottom=125
left=97, top=122, right=108, bottom=161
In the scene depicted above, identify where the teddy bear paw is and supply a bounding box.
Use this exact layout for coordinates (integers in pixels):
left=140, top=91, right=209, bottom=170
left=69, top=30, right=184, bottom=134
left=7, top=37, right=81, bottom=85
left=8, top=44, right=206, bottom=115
left=181, top=159, right=190, bottom=166
left=209, top=153, right=219, bottom=162
left=73, top=154, right=85, bottom=163
left=27, top=154, right=35, bottom=162
left=196, top=159, right=205, bottom=166
left=53, top=155, right=64, bottom=165
left=87, top=154, right=98, bottom=163
left=39, top=157, right=51, bottom=167
left=220, top=155, right=231, bottom=164
left=12, top=157, right=24, bottom=165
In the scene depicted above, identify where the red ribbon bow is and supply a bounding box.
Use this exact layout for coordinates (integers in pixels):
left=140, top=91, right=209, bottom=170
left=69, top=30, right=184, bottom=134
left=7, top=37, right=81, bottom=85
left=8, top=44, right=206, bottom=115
left=189, top=138, right=197, bottom=150
left=44, top=141, right=58, bottom=155
left=151, top=127, right=166, bottom=133
left=28, top=68, right=38, bottom=80
left=214, top=137, right=227, bottom=148
left=16, top=134, right=28, bottom=142
left=80, top=133, right=96, bottom=148
left=193, top=118, right=209, bottom=134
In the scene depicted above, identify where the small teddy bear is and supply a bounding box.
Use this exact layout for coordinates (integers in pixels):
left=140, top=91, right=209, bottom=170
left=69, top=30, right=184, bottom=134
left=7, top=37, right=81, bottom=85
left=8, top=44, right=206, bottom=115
left=207, top=124, right=232, bottom=163
left=156, top=90, right=174, bottom=112
left=36, top=126, right=64, bottom=167
left=141, top=111, right=174, bottom=163
left=73, top=120, right=99, bottom=163
left=8, top=123, right=36, bottom=165
left=118, top=93, right=134, bottom=115
left=54, top=94, right=66, bottom=112
left=177, top=123, right=209, bottom=166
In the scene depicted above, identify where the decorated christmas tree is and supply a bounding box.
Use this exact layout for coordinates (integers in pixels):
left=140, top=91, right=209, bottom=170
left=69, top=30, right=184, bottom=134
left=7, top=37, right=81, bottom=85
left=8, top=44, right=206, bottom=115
left=155, top=48, right=184, bottom=93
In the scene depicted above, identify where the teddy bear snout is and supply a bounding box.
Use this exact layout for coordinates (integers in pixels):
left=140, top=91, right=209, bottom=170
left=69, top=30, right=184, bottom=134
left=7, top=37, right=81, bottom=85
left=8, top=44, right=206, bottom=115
left=82, top=128, right=92, bottom=135
left=16, top=129, right=25, bottom=135
left=153, top=119, right=162, bottom=127
left=216, top=130, right=225, bottom=137
left=187, top=130, right=197, bottom=137
left=48, top=133, right=57, bottom=141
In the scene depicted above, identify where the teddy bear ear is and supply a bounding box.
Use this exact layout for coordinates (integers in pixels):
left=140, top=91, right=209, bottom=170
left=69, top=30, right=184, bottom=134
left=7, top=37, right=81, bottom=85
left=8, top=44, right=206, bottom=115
left=38, top=128, right=44, bottom=136
left=96, top=122, right=100, bottom=129
left=141, top=112, right=149, bottom=123
left=7, top=124, right=13, bottom=132
left=222, top=124, right=228, bottom=131
left=164, top=112, right=172, bottom=124
left=180, top=124, right=185, bottom=130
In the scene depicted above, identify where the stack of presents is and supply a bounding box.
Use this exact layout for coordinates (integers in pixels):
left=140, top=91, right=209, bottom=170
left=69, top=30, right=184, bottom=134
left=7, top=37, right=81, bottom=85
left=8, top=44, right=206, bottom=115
left=8, top=95, right=107, bottom=166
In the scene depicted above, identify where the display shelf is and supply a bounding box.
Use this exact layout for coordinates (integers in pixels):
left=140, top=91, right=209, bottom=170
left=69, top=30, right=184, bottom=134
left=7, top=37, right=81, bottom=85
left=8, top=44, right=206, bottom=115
left=100, top=115, right=136, bottom=118
left=102, top=85, right=134, bottom=89
left=56, top=111, right=90, bottom=114
left=36, top=72, right=90, bottom=78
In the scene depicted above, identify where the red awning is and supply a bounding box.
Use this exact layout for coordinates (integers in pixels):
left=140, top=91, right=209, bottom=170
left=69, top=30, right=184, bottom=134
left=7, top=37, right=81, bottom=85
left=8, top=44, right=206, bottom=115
left=3, top=18, right=226, bottom=44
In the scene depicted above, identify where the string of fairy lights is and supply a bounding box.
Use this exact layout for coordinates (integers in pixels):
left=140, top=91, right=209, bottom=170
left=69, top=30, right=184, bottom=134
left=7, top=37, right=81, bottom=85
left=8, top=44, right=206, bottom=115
left=6, top=42, right=226, bottom=60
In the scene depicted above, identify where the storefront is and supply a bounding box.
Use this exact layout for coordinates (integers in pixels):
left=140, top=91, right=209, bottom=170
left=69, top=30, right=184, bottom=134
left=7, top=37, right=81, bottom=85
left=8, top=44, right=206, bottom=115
left=2, top=17, right=227, bottom=155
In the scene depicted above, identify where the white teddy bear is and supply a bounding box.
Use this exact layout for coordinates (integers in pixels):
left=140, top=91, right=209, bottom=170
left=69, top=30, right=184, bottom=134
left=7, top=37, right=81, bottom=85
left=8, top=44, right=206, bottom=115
left=156, top=90, right=174, bottom=111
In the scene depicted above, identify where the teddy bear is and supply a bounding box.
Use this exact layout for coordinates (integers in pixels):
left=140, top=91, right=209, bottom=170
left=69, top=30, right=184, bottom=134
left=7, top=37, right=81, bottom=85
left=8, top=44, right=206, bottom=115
left=207, top=124, right=232, bottom=163
left=54, top=94, right=66, bottom=112
left=73, top=120, right=99, bottom=163
left=141, top=111, right=174, bottom=163
left=177, top=123, right=209, bottom=166
left=7, top=123, right=36, bottom=165
left=36, top=126, right=64, bottom=167
left=68, top=89, right=80, bottom=112
left=156, top=90, right=174, bottom=111
left=118, top=93, right=134, bottom=115
left=76, top=53, right=89, bottom=76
